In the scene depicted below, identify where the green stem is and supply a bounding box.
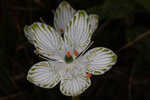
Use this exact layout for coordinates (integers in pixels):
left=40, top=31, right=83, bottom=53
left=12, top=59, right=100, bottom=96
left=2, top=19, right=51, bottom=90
left=72, top=96, right=80, bottom=100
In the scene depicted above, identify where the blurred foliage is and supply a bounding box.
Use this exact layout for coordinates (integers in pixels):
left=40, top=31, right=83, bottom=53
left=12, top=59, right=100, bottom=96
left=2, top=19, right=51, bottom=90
left=0, top=0, right=150, bottom=100
left=87, top=0, right=137, bottom=19
left=135, top=0, right=150, bottom=11
left=0, top=50, right=12, bottom=96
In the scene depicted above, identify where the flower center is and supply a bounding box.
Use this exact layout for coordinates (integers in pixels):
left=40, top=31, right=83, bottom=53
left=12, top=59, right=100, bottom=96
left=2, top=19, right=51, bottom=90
left=64, top=50, right=79, bottom=64
left=64, top=51, right=73, bottom=64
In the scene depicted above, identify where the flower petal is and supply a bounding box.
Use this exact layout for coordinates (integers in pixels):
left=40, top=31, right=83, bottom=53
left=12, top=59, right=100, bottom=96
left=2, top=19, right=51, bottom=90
left=64, top=10, right=93, bottom=53
left=88, top=14, right=99, bottom=33
left=24, top=22, right=65, bottom=60
left=84, top=47, right=117, bottom=75
left=27, top=61, right=60, bottom=88
left=60, top=74, right=91, bottom=96
left=54, top=1, right=76, bottom=33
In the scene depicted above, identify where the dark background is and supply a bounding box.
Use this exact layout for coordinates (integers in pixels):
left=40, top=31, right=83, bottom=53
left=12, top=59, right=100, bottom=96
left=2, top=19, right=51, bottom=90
left=0, top=0, right=150, bottom=100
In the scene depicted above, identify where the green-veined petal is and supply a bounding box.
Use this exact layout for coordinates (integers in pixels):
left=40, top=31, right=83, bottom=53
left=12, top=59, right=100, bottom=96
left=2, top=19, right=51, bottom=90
left=27, top=61, right=60, bottom=88
left=60, top=74, right=91, bottom=96
left=84, top=47, right=117, bottom=75
left=64, top=10, right=93, bottom=54
left=88, top=14, right=99, bottom=33
left=54, top=1, right=76, bottom=33
left=24, top=22, right=65, bottom=60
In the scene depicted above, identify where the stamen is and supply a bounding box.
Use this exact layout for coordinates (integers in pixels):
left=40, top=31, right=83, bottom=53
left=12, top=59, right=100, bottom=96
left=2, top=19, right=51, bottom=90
left=66, top=51, right=71, bottom=57
left=38, top=53, right=56, bottom=61
left=86, top=73, right=92, bottom=78
left=58, top=29, right=64, bottom=33
left=73, top=49, right=79, bottom=56
left=80, top=41, right=94, bottom=56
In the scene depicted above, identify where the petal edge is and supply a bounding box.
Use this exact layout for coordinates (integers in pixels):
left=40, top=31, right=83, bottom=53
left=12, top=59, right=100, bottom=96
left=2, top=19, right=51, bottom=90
left=27, top=61, right=60, bottom=88
left=60, top=75, right=91, bottom=96
left=84, top=47, right=117, bottom=75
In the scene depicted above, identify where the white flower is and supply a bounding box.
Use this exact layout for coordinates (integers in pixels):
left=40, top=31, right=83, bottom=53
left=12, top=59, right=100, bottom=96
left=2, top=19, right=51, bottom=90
left=24, top=1, right=117, bottom=96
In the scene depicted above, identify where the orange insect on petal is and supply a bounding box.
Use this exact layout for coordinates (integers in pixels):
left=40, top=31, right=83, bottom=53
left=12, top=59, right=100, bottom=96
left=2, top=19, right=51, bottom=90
left=73, top=50, right=79, bottom=56
left=86, top=73, right=92, bottom=78
left=66, top=51, right=71, bottom=57
left=58, top=29, right=64, bottom=33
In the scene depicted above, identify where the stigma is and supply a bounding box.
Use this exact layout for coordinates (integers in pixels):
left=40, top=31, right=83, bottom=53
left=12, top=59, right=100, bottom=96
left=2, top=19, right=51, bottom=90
left=66, top=51, right=71, bottom=57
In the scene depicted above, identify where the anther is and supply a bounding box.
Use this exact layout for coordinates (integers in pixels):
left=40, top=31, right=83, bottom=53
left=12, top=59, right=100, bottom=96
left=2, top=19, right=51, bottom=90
left=58, top=29, right=64, bottom=33
left=86, top=73, right=92, bottom=78
left=73, top=49, right=79, bottom=56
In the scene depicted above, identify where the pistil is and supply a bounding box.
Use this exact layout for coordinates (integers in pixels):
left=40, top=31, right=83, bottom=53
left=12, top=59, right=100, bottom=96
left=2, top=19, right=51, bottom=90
left=65, top=51, right=73, bottom=64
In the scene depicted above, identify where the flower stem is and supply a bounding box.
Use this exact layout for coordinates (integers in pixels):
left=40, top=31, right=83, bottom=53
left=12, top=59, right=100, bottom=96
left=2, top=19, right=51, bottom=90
left=72, top=96, right=80, bottom=100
